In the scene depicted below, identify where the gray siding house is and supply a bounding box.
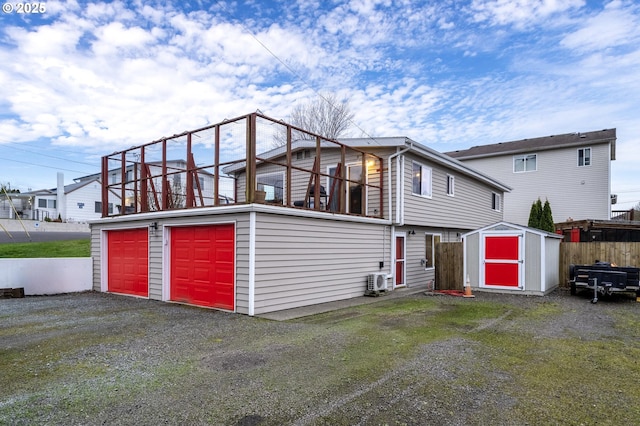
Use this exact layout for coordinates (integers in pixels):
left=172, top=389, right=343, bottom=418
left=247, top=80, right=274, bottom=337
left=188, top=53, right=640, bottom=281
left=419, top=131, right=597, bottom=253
left=89, top=113, right=509, bottom=315
left=445, top=129, right=616, bottom=226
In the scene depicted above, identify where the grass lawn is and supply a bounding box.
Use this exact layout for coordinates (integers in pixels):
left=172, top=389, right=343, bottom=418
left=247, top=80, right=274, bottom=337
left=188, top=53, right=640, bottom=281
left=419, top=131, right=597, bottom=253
left=0, top=239, right=90, bottom=257
left=1, top=293, right=638, bottom=425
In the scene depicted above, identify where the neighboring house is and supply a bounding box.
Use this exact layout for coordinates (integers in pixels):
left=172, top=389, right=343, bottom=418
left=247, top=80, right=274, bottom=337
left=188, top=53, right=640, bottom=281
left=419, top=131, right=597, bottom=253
left=0, top=193, right=29, bottom=219
left=445, top=129, right=616, bottom=226
left=89, top=112, right=510, bottom=316
left=78, top=159, right=221, bottom=215
left=19, top=174, right=120, bottom=223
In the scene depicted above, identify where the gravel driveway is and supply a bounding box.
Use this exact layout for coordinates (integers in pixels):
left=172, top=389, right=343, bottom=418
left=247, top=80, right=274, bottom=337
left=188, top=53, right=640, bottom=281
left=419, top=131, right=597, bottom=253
left=1, top=289, right=638, bottom=425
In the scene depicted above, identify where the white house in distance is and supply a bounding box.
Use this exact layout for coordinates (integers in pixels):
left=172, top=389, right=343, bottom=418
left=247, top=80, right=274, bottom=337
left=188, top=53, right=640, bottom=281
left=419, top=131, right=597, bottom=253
left=445, top=129, right=616, bottom=226
left=16, top=173, right=119, bottom=223
left=89, top=112, right=511, bottom=316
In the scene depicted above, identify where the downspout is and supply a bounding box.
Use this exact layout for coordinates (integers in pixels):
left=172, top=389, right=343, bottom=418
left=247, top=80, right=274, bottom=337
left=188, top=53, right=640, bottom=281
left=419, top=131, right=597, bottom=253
left=386, top=142, right=412, bottom=281
left=387, top=142, right=412, bottom=225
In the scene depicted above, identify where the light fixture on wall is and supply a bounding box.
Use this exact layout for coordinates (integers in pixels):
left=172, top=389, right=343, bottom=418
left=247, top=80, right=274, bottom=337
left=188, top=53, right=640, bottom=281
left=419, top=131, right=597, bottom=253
left=409, top=229, right=416, bottom=235
left=150, top=222, right=158, bottom=235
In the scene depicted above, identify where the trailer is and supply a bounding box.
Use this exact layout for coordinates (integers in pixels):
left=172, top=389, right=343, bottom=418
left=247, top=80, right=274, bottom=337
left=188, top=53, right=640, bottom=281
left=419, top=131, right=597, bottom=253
left=569, top=261, right=640, bottom=302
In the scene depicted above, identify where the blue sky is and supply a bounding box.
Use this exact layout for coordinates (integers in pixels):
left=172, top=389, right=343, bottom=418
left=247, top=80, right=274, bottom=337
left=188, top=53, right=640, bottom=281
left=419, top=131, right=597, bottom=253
left=0, top=0, right=638, bottom=209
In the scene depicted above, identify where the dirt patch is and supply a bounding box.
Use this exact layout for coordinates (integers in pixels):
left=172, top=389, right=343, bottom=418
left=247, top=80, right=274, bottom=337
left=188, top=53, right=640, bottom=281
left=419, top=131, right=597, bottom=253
left=1, top=289, right=638, bottom=425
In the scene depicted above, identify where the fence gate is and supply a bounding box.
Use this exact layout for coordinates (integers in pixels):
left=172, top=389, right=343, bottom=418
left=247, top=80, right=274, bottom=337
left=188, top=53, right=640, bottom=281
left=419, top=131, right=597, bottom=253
left=435, top=242, right=463, bottom=290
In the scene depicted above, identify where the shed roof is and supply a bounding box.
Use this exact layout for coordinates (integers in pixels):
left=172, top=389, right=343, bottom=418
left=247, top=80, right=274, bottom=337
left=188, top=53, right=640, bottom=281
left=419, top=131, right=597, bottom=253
left=461, top=221, right=564, bottom=239
left=445, top=128, right=616, bottom=161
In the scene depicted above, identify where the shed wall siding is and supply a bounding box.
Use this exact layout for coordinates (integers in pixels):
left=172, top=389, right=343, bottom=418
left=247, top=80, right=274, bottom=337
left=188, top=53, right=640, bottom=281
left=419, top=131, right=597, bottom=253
left=465, top=233, right=481, bottom=287
left=461, top=143, right=611, bottom=225
left=402, top=153, right=503, bottom=229
left=524, top=231, right=542, bottom=292
left=253, top=212, right=389, bottom=314
left=545, top=237, right=561, bottom=291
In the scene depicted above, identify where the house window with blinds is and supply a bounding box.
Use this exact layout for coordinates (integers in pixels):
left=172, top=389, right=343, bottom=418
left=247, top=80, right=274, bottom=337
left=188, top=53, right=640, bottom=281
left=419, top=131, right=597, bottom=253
left=412, top=162, right=432, bottom=198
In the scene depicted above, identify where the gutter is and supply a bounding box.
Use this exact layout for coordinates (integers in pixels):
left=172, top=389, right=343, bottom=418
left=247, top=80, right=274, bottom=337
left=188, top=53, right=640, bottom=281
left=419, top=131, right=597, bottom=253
left=387, top=141, right=412, bottom=226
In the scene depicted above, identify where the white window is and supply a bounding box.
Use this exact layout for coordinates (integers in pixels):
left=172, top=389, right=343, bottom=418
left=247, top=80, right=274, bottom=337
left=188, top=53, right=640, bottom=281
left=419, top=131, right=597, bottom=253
left=257, top=172, right=284, bottom=204
left=578, top=148, right=591, bottom=166
left=424, top=234, right=441, bottom=269
left=492, top=193, right=501, bottom=211
left=446, top=175, right=455, bottom=196
left=514, top=154, right=537, bottom=172
left=38, top=198, right=56, bottom=208
left=412, top=162, right=432, bottom=197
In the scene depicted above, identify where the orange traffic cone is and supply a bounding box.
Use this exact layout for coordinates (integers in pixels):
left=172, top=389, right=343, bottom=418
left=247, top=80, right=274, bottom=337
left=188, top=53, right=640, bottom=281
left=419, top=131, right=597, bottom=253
left=463, top=275, right=475, bottom=298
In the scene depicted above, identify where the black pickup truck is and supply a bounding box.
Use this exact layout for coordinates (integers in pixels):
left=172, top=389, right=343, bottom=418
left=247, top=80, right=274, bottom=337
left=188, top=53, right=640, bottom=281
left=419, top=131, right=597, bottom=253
left=569, top=261, right=640, bottom=301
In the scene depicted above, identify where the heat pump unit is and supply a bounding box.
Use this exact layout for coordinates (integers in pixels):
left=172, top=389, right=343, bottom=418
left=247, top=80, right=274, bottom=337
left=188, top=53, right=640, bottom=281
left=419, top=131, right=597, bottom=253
left=367, top=273, right=388, bottom=292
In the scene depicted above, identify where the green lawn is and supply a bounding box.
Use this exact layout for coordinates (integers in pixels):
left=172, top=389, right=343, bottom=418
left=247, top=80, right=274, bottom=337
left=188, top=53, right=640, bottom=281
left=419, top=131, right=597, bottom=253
left=0, top=239, right=90, bottom=258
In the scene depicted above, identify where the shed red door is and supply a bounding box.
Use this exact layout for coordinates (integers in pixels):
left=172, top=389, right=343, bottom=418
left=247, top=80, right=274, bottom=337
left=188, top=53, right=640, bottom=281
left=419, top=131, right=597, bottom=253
left=107, top=228, right=149, bottom=297
left=170, top=224, right=235, bottom=310
left=483, top=235, right=521, bottom=287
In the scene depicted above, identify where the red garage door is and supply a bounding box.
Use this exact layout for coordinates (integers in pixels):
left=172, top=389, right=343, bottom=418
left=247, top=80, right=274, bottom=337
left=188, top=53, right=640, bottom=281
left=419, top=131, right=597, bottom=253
left=107, top=228, right=149, bottom=297
left=170, top=224, right=235, bottom=310
left=484, top=235, right=521, bottom=287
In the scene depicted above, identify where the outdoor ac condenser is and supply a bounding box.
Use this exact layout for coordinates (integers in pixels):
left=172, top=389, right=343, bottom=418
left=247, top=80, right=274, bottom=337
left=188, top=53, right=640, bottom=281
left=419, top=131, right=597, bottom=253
left=367, top=273, right=388, bottom=292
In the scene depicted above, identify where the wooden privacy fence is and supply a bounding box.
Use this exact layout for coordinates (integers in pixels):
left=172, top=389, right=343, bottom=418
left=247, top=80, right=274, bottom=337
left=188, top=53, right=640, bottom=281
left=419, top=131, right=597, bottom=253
left=435, top=242, right=464, bottom=290
left=435, top=241, right=640, bottom=291
left=559, top=242, right=640, bottom=286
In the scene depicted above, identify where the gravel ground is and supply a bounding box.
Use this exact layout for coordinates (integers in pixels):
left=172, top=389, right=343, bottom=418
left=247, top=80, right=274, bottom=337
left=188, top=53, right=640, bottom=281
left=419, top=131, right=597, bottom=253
left=1, top=288, right=638, bottom=425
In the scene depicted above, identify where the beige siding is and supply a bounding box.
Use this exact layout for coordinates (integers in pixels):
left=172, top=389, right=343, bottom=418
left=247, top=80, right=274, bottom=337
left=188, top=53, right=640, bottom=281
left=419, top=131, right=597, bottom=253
left=253, top=212, right=389, bottom=314
left=524, top=231, right=542, bottom=292
left=397, top=226, right=464, bottom=290
left=91, top=228, right=101, bottom=291
left=234, top=217, right=251, bottom=314
left=464, top=232, right=481, bottom=287
left=90, top=211, right=251, bottom=313
left=403, top=153, right=503, bottom=230
left=148, top=228, right=163, bottom=300
left=544, top=236, right=561, bottom=292
left=461, top=143, right=611, bottom=225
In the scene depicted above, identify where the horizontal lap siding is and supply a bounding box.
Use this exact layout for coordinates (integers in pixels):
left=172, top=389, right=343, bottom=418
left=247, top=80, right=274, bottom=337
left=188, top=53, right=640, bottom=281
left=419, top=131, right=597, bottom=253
left=148, top=230, right=163, bottom=300
left=90, top=212, right=251, bottom=313
left=399, top=227, right=462, bottom=289
left=403, top=153, right=503, bottom=229
left=91, top=228, right=101, bottom=291
left=253, top=213, right=388, bottom=314
left=462, top=143, right=611, bottom=224
left=525, top=232, right=542, bottom=292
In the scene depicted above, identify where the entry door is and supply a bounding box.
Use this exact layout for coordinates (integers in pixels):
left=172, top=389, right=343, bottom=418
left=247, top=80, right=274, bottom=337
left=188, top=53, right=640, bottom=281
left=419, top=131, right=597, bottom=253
left=483, top=234, right=522, bottom=287
left=395, top=234, right=406, bottom=287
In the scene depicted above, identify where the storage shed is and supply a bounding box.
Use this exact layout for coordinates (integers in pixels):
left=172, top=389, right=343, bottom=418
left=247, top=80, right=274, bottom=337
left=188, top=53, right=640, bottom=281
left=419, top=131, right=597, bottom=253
left=462, top=222, right=563, bottom=295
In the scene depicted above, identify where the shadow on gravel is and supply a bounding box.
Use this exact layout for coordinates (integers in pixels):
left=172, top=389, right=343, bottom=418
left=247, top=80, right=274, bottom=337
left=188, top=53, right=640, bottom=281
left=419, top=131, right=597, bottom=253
left=1, top=290, right=638, bottom=425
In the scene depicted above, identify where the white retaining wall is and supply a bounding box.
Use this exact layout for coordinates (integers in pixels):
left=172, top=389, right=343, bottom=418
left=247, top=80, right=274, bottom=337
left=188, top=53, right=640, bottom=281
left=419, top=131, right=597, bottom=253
left=0, top=219, right=90, bottom=233
left=0, top=258, right=93, bottom=295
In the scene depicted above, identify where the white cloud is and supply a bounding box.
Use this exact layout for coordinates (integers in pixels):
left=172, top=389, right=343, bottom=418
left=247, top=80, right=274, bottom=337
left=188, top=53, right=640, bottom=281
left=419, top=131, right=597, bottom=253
left=560, top=1, right=640, bottom=52
left=470, top=0, right=585, bottom=29
left=0, top=0, right=639, bottom=199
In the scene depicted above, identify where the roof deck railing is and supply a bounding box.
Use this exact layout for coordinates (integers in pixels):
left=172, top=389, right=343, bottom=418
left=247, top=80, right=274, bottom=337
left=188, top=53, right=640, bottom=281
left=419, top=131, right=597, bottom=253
left=101, top=112, right=384, bottom=219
